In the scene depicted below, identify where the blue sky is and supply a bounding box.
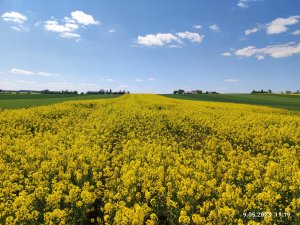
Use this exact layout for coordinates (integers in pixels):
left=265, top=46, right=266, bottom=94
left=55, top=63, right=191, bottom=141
left=0, top=0, right=300, bottom=93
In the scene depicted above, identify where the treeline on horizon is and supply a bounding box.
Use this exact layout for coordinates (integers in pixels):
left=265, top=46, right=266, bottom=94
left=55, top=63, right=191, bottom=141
left=173, top=89, right=300, bottom=95
left=173, top=89, right=220, bottom=95
left=0, top=89, right=129, bottom=95
left=251, top=89, right=300, bottom=94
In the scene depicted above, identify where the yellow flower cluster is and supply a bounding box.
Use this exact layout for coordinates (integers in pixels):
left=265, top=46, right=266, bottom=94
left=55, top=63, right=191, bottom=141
left=0, top=94, right=299, bottom=224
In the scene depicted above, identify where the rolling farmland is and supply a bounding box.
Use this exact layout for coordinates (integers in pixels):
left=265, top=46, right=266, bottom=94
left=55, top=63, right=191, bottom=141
left=0, top=94, right=121, bottom=109
left=163, top=94, right=300, bottom=111
left=0, top=94, right=299, bottom=224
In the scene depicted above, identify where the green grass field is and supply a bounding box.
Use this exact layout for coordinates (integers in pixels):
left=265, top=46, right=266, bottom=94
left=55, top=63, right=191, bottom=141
left=0, top=94, right=121, bottom=109
left=163, top=94, right=300, bottom=111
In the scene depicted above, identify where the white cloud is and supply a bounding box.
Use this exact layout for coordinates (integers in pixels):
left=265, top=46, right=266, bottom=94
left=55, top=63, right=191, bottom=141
left=11, top=68, right=34, bottom=75
left=11, top=25, right=30, bottom=32
left=137, top=33, right=180, bottom=47
left=36, top=72, right=59, bottom=77
left=266, top=16, right=300, bottom=35
left=169, top=45, right=182, bottom=48
left=44, top=20, right=77, bottom=33
left=235, top=42, right=300, bottom=59
left=193, top=25, right=202, bottom=29
left=134, top=79, right=143, bottom=82
left=222, top=52, right=231, bottom=56
left=235, top=46, right=258, bottom=57
left=177, top=31, right=203, bottom=43
left=10, top=68, right=59, bottom=77
left=44, top=20, right=80, bottom=39
left=237, top=0, right=248, bottom=8
left=64, top=17, right=76, bottom=24
left=136, top=31, right=205, bottom=47
left=59, top=32, right=81, bottom=39
left=1, top=11, right=27, bottom=24
left=65, top=22, right=79, bottom=30
left=148, top=77, right=155, bottom=81
left=71, top=11, right=100, bottom=25
left=245, top=27, right=259, bottom=35
left=108, top=29, right=116, bottom=33
left=292, top=30, right=300, bottom=35
left=209, top=24, right=220, bottom=32
left=256, top=55, right=265, bottom=60
left=237, top=0, right=263, bottom=8
left=44, top=11, right=99, bottom=39
left=225, top=79, right=239, bottom=83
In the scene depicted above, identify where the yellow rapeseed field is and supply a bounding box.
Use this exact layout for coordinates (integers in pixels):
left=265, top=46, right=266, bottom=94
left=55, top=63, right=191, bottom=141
left=0, top=94, right=299, bottom=225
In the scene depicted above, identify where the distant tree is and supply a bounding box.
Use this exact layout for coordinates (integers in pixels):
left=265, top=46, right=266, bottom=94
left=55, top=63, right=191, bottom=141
left=178, top=89, right=185, bottom=94
left=268, top=89, right=272, bottom=94
left=285, top=90, right=292, bottom=94
left=195, top=90, right=202, bottom=94
left=41, top=89, right=50, bottom=94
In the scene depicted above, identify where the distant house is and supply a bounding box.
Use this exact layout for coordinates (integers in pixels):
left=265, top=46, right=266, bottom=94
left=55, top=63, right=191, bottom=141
left=186, top=91, right=197, bottom=95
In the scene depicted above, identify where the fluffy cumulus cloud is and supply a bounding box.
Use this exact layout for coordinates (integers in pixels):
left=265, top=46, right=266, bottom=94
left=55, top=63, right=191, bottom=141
left=244, top=16, right=299, bottom=36
left=235, top=42, right=300, bottom=59
left=209, top=24, right=220, bottom=32
left=136, top=31, right=203, bottom=47
left=266, top=16, right=300, bottom=35
left=177, top=31, right=203, bottom=43
left=1, top=11, right=29, bottom=32
left=43, top=11, right=99, bottom=39
left=10, top=68, right=59, bottom=77
left=71, top=11, right=100, bottom=25
left=1, top=11, right=27, bottom=24
left=137, top=33, right=180, bottom=47
left=44, top=20, right=78, bottom=33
